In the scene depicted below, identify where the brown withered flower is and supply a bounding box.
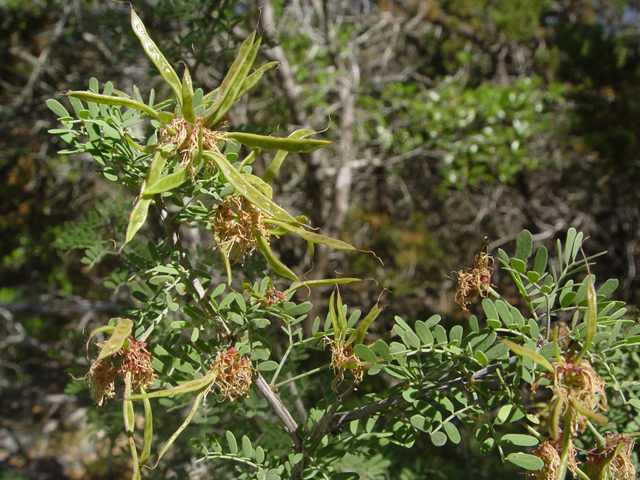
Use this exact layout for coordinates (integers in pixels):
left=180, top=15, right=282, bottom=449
left=452, top=237, right=493, bottom=311
left=159, top=117, right=225, bottom=181
left=586, top=434, right=636, bottom=480
left=545, top=359, right=607, bottom=436
left=258, top=288, right=287, bottom=307
left=529, top=439, right=579, bottom=480
left=213, top=194, right=269, bottom=264
left=86, top=356, right=117, bottom=407
left=208, top=347, right=253, bottom=402
left=118, top=338, right=156, bottom=392
left=324, top=337, right=363, bottom=392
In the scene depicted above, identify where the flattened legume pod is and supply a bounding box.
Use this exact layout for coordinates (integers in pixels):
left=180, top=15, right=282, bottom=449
left=225, top=131, right=331, bottom=153
left=263, top=129, right=316, bottom=184
left=202, top=31, right=257, bottom=127
left=253, top=227, right=299, bottom=282
left=265, top=218, right=358, bottom=252
left=64, top=90, right=168, bottom=123
left=202, top=151, right=297, bottom=223
left=130, top=6, right=183, bottom=108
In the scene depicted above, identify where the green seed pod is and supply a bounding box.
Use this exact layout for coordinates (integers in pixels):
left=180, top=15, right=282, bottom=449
left=64, top=90, right=169, bottom=123
left=253, top=227, right=299, bottom=282
left=265, top=218, right=358, bottom=252
left=144, top=168, right=187, bottom=195
left=225, top=131, right=332, bottom=153
left=130, top=7, right=183, bottom=107
left=202, top=30, right=258, bottom=127
left=138, top=388, right=153, bottom=467
left=236, top=61, right=279, bottom=100
left=263, top=129, right=316, bottom=184
left=181, top=66, right=196, bottom=124
left=202, top=151, right=297, bottom=223
left=96, top=318, right=133, bottom=361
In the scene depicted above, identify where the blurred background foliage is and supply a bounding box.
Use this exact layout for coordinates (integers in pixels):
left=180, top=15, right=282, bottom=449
left=1, top=0, right=640, bottom=478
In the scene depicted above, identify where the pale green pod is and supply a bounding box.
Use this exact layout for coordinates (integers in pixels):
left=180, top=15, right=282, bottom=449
left=336, top=290, right=348, bottom=343
left=202, top=31, right=257, bottom=127
left=144, top=168, right=187, bottom=195
left=181, top=66, right=196, bottom=124
left=225, top=131, right=331, bottom=153
left=130, top=7, right=183, bottom=107
left=202, top=151, right=297, bottom=223
left=126, top=370, right=217, bottom=401
left=253, top=227, right=299, bottom=282
left=124, top=148, right=172, bottom=247
left=265, top=219, right=358, bottom=252
left=96, top=318, right=133, bottom=361
left=346, top=302, right=384, bottom=346
left=124, top=134, right=157, bottom=153
left=64, top=90, right=164, bottom=122
left=283, top=278, right=361, bottom=295
left=124, top=197, right=153, bottom=248
left=155, top=388, right=207, bottom=465
left=569, top=395, right=608, bottom=426
left=328, top=290, right=342, bottom=342
left=502, top=339, right=554, bottom=373
left=576, top=274, right=598, bottom=363
left=263, top=129, right=316, bottom=184
left=123, top=372, right=141, bottom=480
left=138, top=387, right=153, bottom=467
left=236, top=61, right=279, bottom=100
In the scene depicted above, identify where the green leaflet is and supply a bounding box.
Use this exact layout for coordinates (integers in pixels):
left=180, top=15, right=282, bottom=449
left=130, top=7, right=183, bottom=108
left=263, top=129, right=316, bottom=184
left=225, top=131, right=331, bottom=153
left=253, top=228, right=299, bottom=282
left=202, top=151, right=297, bottom=223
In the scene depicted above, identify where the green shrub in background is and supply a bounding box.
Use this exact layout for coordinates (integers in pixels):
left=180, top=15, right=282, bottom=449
left=48, top=7, right=640, bottom=480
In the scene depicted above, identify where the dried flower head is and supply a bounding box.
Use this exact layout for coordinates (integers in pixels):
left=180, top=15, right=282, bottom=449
left=547, top=359, right=607, bottom=435
left=529, top=439, right=579, bottom=480
left=452, top=237, right=493, bottom=311
left=258, top=288, right=287, bottom=307
left=209, top=347, right=253, bottom=402
left=159, top=117, right=225, bottom=181
left=213, top=194, right=269, bottom=264
left=86, top=356, right=117, bottom=407
left=118, top=339, right=156, bottom=392
left=324, top=337, right=363, bottom=391
left=587, top=434, right=636, bottom=480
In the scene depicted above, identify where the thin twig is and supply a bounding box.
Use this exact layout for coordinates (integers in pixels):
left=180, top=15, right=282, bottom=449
left=329, top=357, right=516, bottom=432
left=253, top=372, right=302, bottom=450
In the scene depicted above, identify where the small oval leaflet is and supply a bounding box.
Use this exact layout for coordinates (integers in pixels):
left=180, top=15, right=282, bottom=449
left=257, top=360, right=279, bottom=372
left=431, top=431, right=447, bottom=447
left=505, top=452, right=544, bottom=471
left=500, top=434, right=539, bottom=447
